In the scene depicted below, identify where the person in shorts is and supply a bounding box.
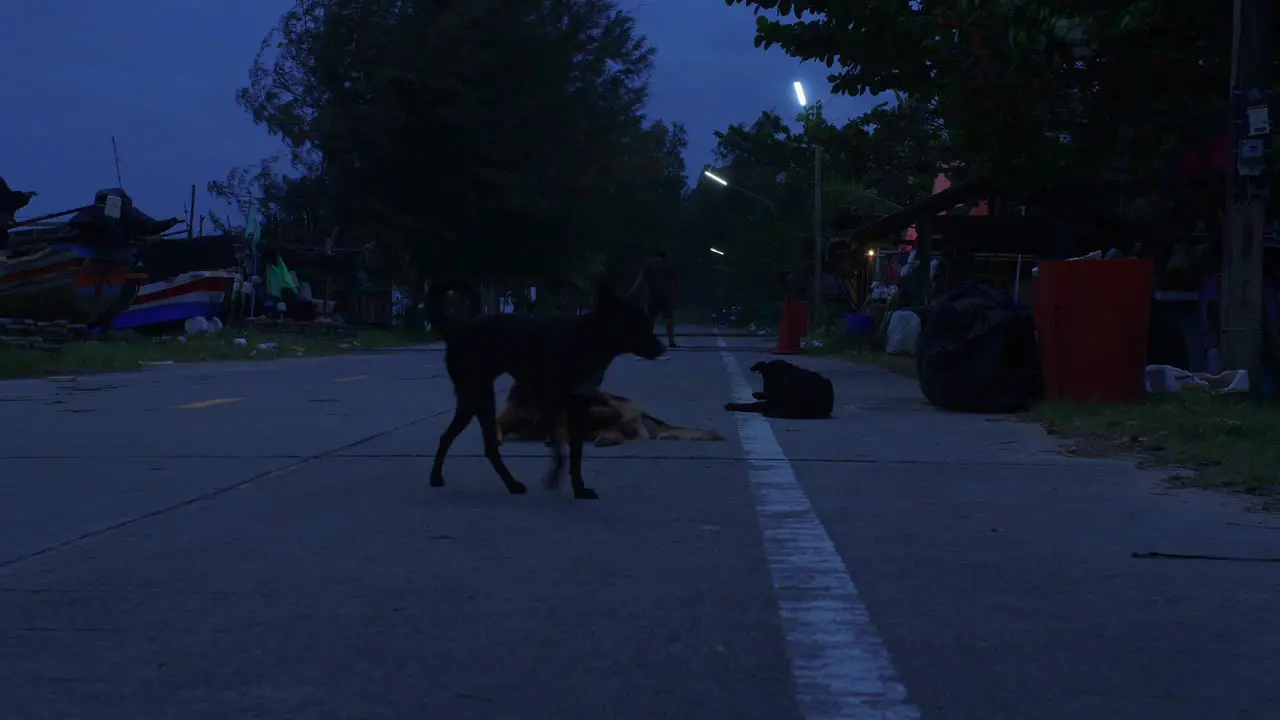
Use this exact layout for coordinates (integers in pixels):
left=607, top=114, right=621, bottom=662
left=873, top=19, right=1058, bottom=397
left=627, top=249, right=678, bottom=348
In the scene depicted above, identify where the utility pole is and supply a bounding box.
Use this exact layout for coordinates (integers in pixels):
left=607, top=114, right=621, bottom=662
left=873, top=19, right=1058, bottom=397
left=1221, top=0, right=1272, bottom=388
left=812, top=145, right=823, bottom=336
left=793, top=81, right=825, bottom=336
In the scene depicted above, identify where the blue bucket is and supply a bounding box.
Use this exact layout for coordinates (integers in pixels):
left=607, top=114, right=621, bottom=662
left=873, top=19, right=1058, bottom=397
left=844, top=312, right=876, bottom=338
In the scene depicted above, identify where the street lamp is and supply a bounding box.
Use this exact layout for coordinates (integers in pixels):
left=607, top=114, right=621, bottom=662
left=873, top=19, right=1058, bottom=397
left=710, top=247, right=725, bottom=255
left=700, top=168, right=777, bottom=216
left=795, top=80, right=823, bottom=334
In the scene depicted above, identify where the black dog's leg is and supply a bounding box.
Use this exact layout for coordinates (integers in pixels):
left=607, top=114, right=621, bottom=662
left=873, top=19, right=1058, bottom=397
left=475, top=389, right=528, bottom=495
left=540, top=399, right=566, bottom=490
left=530, top=386, right=575, bottom=490
left=566, top=394, right=598, bottom=500
left=430, top=395, right=475, bottom=487
left=541, top=440, right=566, bottom=490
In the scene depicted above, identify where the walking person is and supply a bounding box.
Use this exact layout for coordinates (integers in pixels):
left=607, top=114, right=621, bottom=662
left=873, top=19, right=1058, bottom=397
left=627, top=248, right=678, bottom=348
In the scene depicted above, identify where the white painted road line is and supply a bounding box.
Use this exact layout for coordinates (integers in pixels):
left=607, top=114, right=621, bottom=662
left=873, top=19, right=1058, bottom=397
left=717, top=337, right=919, bottom=720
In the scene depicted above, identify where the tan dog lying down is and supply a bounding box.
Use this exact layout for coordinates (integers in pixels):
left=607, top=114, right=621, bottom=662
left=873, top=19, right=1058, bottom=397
left=497, top=384, right=725, bottom=447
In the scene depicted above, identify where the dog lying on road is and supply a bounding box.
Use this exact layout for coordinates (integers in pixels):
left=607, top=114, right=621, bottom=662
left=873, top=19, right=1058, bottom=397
left=426, top=280, right=666, bottom=499
left=497, top=384, right=725, bottom=447
left=724, top=359, right=834, bottom=419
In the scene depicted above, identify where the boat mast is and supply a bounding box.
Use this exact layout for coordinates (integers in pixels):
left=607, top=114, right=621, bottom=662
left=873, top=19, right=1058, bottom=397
left=111, top=136, right=124, bottom=188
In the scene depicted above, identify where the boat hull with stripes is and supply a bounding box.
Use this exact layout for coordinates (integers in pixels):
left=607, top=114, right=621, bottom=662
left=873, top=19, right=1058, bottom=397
left=109, top=270, right=237, bottom=331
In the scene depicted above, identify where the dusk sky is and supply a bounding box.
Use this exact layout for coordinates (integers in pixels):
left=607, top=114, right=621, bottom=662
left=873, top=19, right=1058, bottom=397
left=1, top=1, right=876, bottom=227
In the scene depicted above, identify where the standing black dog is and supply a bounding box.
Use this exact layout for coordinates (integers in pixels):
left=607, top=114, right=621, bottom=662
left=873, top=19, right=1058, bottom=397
left=725, top=359, right=834, bottom=419
left=426, top=280, right=665, bottom=499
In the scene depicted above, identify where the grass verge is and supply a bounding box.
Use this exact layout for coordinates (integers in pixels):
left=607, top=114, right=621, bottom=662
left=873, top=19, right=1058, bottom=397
left=803, top=333, right=918, bottom=378
left=0, top=327, right=435, bottom=379
left=1027, top=392, right=1280, bottom=502
left=799, top=330, right=1277, bottom=504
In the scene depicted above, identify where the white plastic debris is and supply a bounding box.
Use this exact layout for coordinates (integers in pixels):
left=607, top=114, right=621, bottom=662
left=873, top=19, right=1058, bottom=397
left=183, top=316, right=210, bottom=335
left=885, top=309, right=921, bottom=355
left=232, top=337, right=248, bottom=347
left=256, top=342, right=278, bottom=350
left=1144, top=364, right=1250, bottom=394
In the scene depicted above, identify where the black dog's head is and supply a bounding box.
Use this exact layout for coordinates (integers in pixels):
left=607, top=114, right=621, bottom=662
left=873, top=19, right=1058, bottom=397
left=750, top=359, right=796, bottom=377
left=750, top=359, right=800, bottom=392
left=593, top=284, right=665, bottom=360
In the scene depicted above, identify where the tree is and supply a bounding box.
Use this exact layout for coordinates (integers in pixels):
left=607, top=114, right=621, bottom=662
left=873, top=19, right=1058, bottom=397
left=214, top=0, right=687, bottom=299
left=681, top=111, right=804, bottom=314
left=679, top=100, right=943, bottom=317
left=725, top=0, right=1233, bottom=187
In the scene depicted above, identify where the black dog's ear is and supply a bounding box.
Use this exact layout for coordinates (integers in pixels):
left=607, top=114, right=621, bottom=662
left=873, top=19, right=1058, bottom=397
left=594, top=284, right=617, bottom=309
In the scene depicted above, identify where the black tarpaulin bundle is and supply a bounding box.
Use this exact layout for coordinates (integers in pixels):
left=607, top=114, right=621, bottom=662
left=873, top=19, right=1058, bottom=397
left=916, top=283, right=1042, bottom=413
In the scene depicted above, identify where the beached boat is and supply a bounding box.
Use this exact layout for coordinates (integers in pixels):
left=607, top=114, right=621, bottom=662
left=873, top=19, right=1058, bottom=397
left=1, top=187, right=186, bottom=324
left=110, top=269, right=237, bottom=331
left=0, top=243, right=138, bottom=323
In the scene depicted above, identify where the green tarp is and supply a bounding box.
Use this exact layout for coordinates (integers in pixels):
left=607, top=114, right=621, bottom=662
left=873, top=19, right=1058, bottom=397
left=265, top=255, right=298, bottom=298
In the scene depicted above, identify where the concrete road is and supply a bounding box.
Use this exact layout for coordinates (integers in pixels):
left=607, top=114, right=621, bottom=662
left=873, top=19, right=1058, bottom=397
left=1, top=330, right=1279, bottom=719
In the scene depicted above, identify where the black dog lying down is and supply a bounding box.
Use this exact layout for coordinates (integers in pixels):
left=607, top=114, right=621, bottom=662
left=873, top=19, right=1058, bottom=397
left=426, top=280, right=665, bottom=499
left=725, top=359, right=834, bottom=419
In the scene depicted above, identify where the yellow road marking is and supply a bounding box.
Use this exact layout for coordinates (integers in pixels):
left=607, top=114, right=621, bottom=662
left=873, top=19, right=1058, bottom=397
left=334, top=374, right=369, bottom=382
left=175, top=397, right=245, bottom=409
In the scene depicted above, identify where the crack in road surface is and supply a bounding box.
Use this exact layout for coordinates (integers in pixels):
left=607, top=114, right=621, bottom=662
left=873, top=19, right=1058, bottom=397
left=0, top=408, right=454, bottom=573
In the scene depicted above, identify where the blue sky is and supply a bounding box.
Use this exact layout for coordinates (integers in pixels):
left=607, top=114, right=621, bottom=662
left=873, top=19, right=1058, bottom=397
left=1, top=1, right=876, bottom=225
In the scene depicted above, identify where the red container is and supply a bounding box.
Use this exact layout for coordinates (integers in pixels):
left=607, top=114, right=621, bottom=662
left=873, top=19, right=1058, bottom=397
left=772, top=300, right=808, bottom=355
left=789, top=299, right=808, bottom=338
left=1034, top=259, right=1153, bottom=403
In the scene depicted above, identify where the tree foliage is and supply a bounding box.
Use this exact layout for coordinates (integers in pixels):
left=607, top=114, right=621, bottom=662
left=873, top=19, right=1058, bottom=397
left=676, top=99, right=944, bottom=314
left=726, top=0, right=1234, bottom=186
left=211, top=0, right=688, bottom=297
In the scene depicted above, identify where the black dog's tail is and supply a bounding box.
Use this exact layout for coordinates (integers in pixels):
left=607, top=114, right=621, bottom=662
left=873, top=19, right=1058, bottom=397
left=425, top=279, right=484, bottom=341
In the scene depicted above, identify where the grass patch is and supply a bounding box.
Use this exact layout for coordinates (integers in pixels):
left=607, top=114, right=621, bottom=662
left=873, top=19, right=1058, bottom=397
left=0, top=326, right=435, bottom=379
left=803, top=332, right=919, bottom=378
left=1028, top=392, right=1280, bottom=500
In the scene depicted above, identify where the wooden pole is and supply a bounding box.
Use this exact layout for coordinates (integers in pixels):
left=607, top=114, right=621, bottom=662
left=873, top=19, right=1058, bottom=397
left=111, top=136, right=124, bottom=188
left=6, top=205, right=95, bottom=228
left=812, top=145, right=823, bottom=335
left=188, top=184, right=197, bottom=239
left=915, top=215, right=933, bottom=306
left=1221, top=0, right=1272, bottom=387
